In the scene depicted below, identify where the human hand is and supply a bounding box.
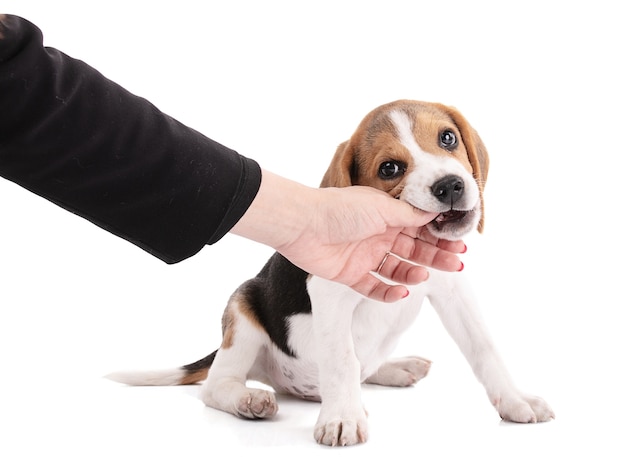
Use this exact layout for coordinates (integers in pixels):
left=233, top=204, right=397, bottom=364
left=275, top=185, right=466, bottom=302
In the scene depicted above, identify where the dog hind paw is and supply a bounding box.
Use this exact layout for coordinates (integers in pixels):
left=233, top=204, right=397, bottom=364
left=234, top=388, right=278, bottom=419
left=365, top=356, right=432, bottom=387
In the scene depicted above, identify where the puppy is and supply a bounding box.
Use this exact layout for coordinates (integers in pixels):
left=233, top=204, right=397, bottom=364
left=108, top=100, right=554, bottom=446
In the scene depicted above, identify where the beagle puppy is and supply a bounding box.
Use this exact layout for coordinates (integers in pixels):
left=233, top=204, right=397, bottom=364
left=108, top=100, right=554, bottom=446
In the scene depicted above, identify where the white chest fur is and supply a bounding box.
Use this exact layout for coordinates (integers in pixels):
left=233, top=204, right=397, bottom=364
left=263, top=275, right=434, bottom=398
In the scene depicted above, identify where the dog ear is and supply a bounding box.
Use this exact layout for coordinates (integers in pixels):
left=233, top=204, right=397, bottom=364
left=437, top=104, right=490, bottom=233
left=319, top=140, right=357, bottom=188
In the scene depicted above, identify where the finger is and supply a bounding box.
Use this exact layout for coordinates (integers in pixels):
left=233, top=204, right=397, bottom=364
left=401, top=227, right=466, bottom=255
left=392, top=234, right=463, bottom=272
left=400, top=226, right=420, bottom=239
left=350, top=274, right=411, bottom=303
left=416, top=228, right=467, bottom=254
left=375, top=254, right=430, bottom=285
left=437, top=238, right=467, bottom=254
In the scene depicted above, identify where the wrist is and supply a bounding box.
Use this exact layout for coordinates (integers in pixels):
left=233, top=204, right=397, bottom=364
left=230, top=169, right=318, bottom=250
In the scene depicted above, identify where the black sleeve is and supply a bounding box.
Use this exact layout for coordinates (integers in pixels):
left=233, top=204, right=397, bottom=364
left=0, top=15, right=262, bottom=264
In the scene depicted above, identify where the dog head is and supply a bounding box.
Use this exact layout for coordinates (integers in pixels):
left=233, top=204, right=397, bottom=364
left=321, top=100, right=489, bottom=240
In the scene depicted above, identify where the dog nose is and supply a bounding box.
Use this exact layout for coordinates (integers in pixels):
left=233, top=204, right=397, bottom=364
left=432, top=175, right=464, bottom=205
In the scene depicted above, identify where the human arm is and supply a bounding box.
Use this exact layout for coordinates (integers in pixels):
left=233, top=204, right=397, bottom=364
left=0, top=14, right=261, bottom=263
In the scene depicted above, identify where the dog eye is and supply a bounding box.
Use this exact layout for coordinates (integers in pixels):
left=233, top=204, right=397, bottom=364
left=378, top=161, right=405, bottom=180
left=440, top=130, right=458, bottom=150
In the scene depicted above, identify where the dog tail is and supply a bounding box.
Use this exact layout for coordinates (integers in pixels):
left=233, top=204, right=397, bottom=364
left=105, top=350, right=218, bottom=386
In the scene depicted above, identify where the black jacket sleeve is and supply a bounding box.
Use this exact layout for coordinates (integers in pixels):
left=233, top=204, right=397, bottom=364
left=0, top=15, right=261, bottom=263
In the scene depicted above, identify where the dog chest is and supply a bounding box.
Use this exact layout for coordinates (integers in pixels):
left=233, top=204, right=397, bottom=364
left=262, top=293, right=427, bottom=396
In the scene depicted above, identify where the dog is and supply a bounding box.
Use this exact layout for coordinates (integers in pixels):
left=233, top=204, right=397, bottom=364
left=107, top=100, right=554, bottom=446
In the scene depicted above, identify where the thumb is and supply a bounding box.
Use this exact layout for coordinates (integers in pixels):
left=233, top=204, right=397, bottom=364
left=379, top=195, right=438, bottom=229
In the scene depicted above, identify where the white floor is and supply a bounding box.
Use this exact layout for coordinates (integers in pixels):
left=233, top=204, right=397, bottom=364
left=2, top=2, right=625, bottom=455
left=0, top=348, right=619, bottom=456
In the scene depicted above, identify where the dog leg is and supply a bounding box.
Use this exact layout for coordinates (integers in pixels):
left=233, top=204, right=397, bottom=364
left=428, top=272, right=554, bottom=423
left=365, top=356, right=432, bottom=387
left=309, top=277, right=368, bottom=446
left=200, top=350, right=277, bottom=419
left=199, top=298, right=278, bottom=419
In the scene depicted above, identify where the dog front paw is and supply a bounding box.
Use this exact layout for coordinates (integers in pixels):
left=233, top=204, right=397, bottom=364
left=495, top=393, right=554, bottom=423
left=314, top=409, right=368, bottom=446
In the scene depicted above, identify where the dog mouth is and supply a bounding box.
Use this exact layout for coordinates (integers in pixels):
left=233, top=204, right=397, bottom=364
left=431, top=209, right=468, bottom=230
left=398, top=195, right=473, bottom=233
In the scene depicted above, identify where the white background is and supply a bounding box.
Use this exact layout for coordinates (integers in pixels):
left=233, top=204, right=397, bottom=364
left=1, top=1, right=625, bottom=455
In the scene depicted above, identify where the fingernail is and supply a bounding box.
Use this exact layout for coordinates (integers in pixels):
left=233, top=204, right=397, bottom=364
left=462, top=243, right=468, bottom=253
left=403, top=289, right=410, bottom=298
left=458, top=261, right=465, bottom=272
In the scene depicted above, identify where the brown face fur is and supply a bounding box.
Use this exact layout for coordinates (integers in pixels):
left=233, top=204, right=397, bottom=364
left=321, top=100, right=489, bottom=234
